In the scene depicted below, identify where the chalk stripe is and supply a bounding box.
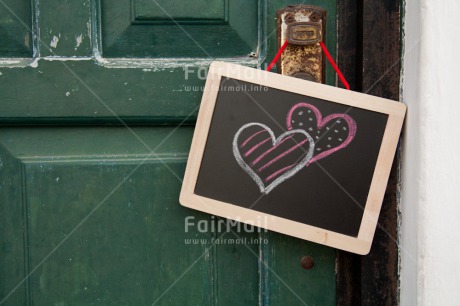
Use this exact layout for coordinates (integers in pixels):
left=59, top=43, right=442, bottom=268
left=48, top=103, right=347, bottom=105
left=240, top=129, right=267, bottom=148
left=264, top=165, right=294, bottom=182
left=258, top=139, right=309, bottom=172
left=244, top=137, right=272, bottom=157
left=233, top=122, right=315, bottom=195
left=251, top=135, right=295, bottom=166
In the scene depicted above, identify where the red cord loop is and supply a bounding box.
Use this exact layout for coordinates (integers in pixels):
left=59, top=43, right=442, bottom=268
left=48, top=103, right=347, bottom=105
left=319, top=41, right=350, bottom=90
left=266, top=40, right=289, bottom=72
left=266, top=40, right=350, bottom=90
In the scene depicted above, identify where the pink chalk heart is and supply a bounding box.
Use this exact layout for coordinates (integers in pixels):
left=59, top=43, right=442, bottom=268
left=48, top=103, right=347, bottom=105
left=233, top=123, right=314, bottom=194
left=286, top=103, right=357, bottom=165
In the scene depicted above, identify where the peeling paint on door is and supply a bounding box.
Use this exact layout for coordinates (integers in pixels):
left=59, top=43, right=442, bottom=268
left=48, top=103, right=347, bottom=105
left=50, top=34, right=60, bottom=49
left=75, top=34, right=83, bottom=50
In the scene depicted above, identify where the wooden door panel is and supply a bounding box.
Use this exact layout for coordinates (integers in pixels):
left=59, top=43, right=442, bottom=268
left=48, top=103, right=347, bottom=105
left=0, top=62, right=203, bottom=124
left=0, top=127, right=264, bottom=305
left=26, top=162, right=215, bottom=305
left=214, top=234, right=260, bottom=304
left=134, top=0, right=227, bottom=21
left=101, top=0, right=259, bottom=58
left=0, top=0, right=32, bottom=57
left=261, top=233, right=336, bottom=306
left=27, top=163, right=210, bottom=305
left=0, top=0, right=260, bottom=123
left=0, top=144, right=27, bottom=306
left=39, top=0, right=92, bottom=57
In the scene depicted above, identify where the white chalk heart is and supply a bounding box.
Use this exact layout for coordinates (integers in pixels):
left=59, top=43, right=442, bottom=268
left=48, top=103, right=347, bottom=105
left=233, top=123, right=315, bottom=194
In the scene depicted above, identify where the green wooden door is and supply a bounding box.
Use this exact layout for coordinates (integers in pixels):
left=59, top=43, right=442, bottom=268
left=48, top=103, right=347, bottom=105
left=0, top=1, right=338, bottom=305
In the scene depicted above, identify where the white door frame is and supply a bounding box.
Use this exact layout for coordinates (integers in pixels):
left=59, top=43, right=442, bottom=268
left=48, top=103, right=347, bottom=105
left=400, top=0, right=460, bottom=304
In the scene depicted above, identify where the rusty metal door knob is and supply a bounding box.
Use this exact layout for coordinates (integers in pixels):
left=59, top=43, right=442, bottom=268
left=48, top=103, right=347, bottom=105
left=277, top=5, right=326, bottom=83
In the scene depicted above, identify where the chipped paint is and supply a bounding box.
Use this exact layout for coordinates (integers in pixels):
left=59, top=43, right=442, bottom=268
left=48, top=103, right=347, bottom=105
left=30, top=58, right=39, bottom=68
left=86, top=20, right=91, bottom=39
left=0, top=59, right=27, bottom=65
left=75, top=34, right=83, bottom=50
left=0, top=56, right=253, bottom=72
left=65, top=92, right=70, bottom=97
left=32, top=0, right=40, bottom=58
left=24, top=32, right=30, bottom=48
left=1, top=55, right=257, bottom=70
left=50, top=35, right=60, bottom=49
left=43, top=57, right=92, bottom=61
left=0, top=58, right=34, bottom=67
left=90, top=0, right=100, bottom=58
left=95, top=57, right=259, bottom=69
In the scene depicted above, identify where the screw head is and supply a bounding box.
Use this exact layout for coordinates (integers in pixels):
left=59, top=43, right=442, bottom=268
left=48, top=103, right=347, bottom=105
left=310, top=12, right=321, bottom=22
left=285, top=14, right=295, bottom=24
left=300, top=256, right=314, bottom=270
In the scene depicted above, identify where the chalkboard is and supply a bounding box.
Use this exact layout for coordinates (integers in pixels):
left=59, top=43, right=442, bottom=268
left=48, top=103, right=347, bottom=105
left=180, top=62, right=406, bottom=255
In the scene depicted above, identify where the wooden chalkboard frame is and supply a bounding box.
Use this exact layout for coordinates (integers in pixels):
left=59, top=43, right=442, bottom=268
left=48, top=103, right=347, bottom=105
left=180, top=61, right=406, bottom=255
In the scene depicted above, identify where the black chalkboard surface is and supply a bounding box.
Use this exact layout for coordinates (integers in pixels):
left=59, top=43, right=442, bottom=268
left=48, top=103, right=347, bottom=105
left=180, top=62, right=406, bottom=254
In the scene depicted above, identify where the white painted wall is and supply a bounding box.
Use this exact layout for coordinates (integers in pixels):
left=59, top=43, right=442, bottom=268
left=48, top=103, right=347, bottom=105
left=401, top=0, right=460, bottom=305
